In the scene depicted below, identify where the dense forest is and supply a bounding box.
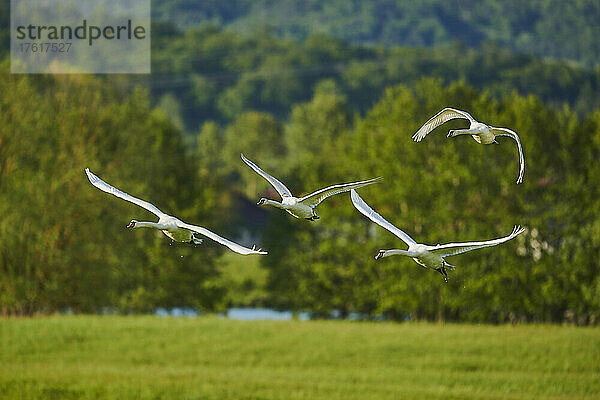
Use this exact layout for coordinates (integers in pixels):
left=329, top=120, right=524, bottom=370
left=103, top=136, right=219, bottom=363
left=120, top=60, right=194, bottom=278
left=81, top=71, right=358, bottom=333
left=2, top=67, right=599, bottom=323
left=145, top=24, right=599, bottom=133
left=1, top=4, right=599, bottom=323
left=153, top=0, right=600, bottom=67
left=0, top=65, right=231, bottom=314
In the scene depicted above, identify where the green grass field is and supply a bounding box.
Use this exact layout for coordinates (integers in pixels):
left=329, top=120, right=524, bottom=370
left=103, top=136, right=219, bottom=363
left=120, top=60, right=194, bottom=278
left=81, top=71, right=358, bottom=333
left=0, top=316, right=598, bottom=399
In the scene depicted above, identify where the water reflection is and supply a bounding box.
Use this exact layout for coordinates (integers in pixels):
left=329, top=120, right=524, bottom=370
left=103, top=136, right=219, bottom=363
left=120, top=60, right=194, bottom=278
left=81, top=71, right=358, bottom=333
left=226, top=307, right=310, bottom=321
left=154, top=307, right=310, bottom=321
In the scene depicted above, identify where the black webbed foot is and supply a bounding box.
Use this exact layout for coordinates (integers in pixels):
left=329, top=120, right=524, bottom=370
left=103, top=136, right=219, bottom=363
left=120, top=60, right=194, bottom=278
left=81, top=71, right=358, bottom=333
left=189, top=233, right=203, bottom=246
left=436, top=267, right=448, bottom=282
left=445, top=263, right=456, bottom=271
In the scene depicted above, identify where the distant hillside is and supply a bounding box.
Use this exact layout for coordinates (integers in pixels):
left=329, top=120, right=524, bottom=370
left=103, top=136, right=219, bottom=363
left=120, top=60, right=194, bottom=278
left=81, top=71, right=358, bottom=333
left=153, top=0, right=600, bottom=68
left=145, top=25, right=598, bottom=132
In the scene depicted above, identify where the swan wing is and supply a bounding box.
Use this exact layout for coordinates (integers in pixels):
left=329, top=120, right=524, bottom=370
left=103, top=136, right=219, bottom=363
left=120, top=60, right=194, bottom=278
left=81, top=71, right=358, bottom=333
left=412, top=108, right=476, bottom=142
left=350, top=190, right=417, bottom=246
left=428, top=226, right=525, bottom=257
left=241, top=153, right=292, bottom=199
left=491, top=127, right=525, bottom=184
left=85, top=168, right=165, bottom=217
left=299, top=177, right=382, bottom=207
left=176, top=221, right=267, bottom=255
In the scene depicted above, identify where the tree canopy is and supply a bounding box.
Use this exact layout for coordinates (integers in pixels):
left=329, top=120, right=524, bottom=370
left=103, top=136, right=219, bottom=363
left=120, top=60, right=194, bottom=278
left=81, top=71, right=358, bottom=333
left=253, top=79, right=600, bottom=324
left=144, top=25, right=599, bottom=134
left=0, top=10, right=598, bottom=324
left=0, top=65, right=225, bottom=315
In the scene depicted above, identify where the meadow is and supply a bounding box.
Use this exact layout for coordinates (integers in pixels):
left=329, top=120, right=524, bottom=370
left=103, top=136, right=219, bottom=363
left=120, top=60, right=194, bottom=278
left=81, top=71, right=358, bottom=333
left=0, top=316, right=598, bottom=399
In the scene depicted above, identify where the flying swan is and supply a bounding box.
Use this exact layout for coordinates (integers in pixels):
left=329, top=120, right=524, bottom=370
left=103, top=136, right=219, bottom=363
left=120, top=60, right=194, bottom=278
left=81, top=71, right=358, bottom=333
left=85, top=168, right=266, bottom=255
left=350, top=189, right=525, bottom=281
left=241, top=153, right=381, bottom=220
left=412, top=107, right=525, bottom=184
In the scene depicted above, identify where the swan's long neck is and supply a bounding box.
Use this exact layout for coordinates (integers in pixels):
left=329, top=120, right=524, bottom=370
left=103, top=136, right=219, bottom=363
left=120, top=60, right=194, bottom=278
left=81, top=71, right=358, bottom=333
left=451, top=128, right=478, bottom=136
left=383, top=249, right=412, bottom=257
left=263, top=199, right=287, bottom=209
left=133, top=221, right=163, bottom=229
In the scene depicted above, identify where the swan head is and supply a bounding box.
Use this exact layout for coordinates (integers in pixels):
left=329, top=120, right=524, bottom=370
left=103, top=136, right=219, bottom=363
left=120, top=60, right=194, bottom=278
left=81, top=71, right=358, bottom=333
left=447, top=130, right=455, bottom=138
left=374, top=250, right=387, bottom=260
left=257, top=198, right=268, bottom=206
left=127, top=220, right=137, bottom=229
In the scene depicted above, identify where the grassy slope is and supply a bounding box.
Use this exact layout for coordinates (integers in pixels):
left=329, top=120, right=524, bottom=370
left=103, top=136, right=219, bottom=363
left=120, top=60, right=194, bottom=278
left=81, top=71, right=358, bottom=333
left=0, top=316, right=598, bottom=399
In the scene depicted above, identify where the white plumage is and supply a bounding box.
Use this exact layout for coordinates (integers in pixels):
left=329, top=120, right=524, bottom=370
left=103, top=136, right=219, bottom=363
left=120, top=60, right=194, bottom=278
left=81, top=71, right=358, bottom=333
left=413, top=107, right=525, bottom=184
left=85, top=168, right=266, bottom=255
left=242, top=153, right=381, bottom=220
left=351, top=189, right=525, bottom=281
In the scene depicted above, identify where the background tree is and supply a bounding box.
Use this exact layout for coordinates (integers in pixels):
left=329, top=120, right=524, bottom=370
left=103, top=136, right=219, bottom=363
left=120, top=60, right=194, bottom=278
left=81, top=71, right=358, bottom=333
left=258, top=78, right=599, bottom=323
left=0, top=66, right=225, bottom=315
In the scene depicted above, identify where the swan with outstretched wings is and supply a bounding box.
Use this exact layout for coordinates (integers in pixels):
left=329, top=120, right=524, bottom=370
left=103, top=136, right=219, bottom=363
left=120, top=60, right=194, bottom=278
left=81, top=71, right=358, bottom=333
left=85, top=168, right=266, bottom=255
left=413, top=107, right=525, bottom=184
left=351, top=189, right=525, bottom=281
left=242, top=153, right=381, bottom=220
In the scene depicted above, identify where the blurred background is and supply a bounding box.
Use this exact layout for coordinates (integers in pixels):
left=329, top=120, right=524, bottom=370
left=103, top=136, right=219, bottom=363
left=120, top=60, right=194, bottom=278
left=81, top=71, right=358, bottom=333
left=1, top=0, right=599, bottom=324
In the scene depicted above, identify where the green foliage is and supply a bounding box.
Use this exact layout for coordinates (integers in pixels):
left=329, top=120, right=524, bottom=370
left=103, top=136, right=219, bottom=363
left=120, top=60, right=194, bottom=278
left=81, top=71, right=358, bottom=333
left=0, top=66, right=225, bottom=315
left=146, top=25, right=599, bottom=132
left=218, top=252, right=269, bottom=307
left=0, top=16, right=598, bottom=323
left=223, top=111, right=286, bottom=200
left=1, top=316, right=599, bottom=399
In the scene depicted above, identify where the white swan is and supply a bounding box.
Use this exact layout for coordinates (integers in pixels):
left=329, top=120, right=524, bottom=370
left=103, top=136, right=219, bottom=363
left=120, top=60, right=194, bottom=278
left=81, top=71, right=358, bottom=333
left=351, top=190, right=525, bottom=281
left=85, top=168, right=266, bottom=255
left=241, top=153, right=381, bottom=220
left=412, top=107, right=525, bottom=184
